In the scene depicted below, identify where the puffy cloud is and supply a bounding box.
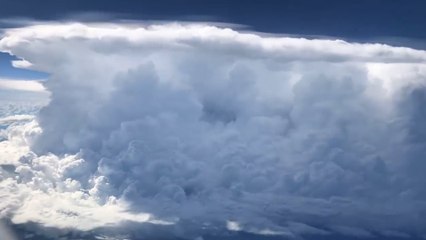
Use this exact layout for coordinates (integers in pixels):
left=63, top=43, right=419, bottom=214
left=1, top=23, right=426, bottom=239
left=0, top=120, right=167, bottom=237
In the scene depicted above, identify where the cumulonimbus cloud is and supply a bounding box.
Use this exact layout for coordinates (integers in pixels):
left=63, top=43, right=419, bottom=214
left=1, top=23, right=426, bottom=239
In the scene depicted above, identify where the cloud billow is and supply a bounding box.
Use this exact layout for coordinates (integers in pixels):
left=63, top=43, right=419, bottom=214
left=1, top=23, right=426, bottom=239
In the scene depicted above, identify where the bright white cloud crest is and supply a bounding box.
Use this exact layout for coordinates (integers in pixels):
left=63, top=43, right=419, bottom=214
left=1, top=23, right=426, bottom=239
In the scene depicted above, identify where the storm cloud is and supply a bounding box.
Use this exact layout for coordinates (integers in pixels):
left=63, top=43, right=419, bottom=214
left=1, top=23, right=426, bottom=239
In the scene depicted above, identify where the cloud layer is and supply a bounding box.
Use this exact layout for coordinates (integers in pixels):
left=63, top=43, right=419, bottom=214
left=1, top=23, right=426, bottom=239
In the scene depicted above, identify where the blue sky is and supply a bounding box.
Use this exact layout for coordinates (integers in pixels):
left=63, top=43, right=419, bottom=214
left=0, top=0, right=425, bottom=40
left=0, top=52, right=48, bottom=79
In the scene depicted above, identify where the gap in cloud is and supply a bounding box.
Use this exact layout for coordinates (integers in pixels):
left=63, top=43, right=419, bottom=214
left=0, top=52, right=50, bottom=103
left=0, top=52, right=49, bottom=80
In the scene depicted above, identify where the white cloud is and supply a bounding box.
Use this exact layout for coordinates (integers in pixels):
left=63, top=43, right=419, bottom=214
left=11, top=59, right=33, bottom=69
left=0, top=22, right=426, bottom=239
left=0, top=79, right=46, bottom=92
left=0, top=121, right=167, bottom=233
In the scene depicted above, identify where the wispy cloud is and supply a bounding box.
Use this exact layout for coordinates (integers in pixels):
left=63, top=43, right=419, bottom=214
left=0, top=79, right=46, bottom=92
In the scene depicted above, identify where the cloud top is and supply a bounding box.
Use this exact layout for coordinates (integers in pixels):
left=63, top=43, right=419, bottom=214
left=2, top=23, right=426, bottom=64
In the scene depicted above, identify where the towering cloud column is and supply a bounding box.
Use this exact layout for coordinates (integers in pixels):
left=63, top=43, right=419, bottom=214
left=1, top=23, right=426, bottom=238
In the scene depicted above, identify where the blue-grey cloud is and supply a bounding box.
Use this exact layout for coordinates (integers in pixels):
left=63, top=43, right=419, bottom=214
left=1, top=23, right=426, bottom=239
